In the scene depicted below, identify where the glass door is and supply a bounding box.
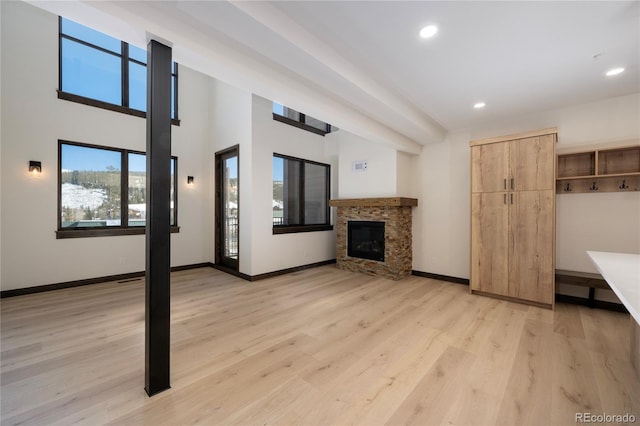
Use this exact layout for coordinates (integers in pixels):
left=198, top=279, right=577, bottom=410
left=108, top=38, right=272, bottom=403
left=215, top=146, right=239, bottom=271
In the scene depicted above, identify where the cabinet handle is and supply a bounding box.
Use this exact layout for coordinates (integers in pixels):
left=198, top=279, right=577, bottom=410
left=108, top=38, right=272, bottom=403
left=504, top=194, right=507, bottom=204
left=504, top=179, right=507, bottom=190
left=510, top=178, right=514, bottom=190
left=510, top=193, right=514, bottom=204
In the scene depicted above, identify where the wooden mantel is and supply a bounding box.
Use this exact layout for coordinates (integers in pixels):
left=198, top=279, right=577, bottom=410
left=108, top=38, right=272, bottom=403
left=329, top=197, right=418, bottom=208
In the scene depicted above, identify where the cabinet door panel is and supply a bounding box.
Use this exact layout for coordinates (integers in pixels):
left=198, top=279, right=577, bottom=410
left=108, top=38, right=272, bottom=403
left=510, top=134, right=555, bottom=191
left=471, top=192, right=509, bottom=296
left=472, top=143, right=509, bottom=193
left=508, top=190, right=554, bottom=304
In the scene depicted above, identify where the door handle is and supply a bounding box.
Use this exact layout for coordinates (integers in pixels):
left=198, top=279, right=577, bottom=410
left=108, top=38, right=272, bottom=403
left=510, top=178, right=514, bottom=190
left=504, top=179, right=507, bottom=190
left=510, top=193, right=514, bottom=204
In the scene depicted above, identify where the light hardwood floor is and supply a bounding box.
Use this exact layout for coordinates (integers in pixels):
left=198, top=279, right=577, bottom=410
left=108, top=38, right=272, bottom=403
left=1, top=266, right=638, bottom=425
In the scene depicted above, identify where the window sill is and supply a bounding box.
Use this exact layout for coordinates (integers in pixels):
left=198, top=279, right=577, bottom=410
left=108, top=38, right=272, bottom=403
left=58, top=91, right=180, bottom=126
left=56, top=226, right=180, bottom=239
left=272, top=114, right=328, bottom=136
left=273, top=224, right=333, bottom=235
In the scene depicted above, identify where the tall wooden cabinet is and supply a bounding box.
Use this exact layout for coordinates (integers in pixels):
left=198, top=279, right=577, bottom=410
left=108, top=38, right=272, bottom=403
left=470, top=128, right=556, bottom=308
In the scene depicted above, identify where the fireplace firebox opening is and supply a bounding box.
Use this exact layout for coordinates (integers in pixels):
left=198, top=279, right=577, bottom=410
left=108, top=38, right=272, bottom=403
left=347, top=221, right=385, bottom=262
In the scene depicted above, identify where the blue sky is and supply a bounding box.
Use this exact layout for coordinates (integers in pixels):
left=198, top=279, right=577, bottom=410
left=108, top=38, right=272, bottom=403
left=129, top=153, right=146, bottom=172
left=273, top=157, right=283, bottom=181
left=61, top=17, right=175, bottom=117
left=61, top=144, right=120, bottom=172
left=273, top=103, right=284, bottom=116
left=61, top=144, right=176, bottom=174
left=225, top=157, right=238, bottom=179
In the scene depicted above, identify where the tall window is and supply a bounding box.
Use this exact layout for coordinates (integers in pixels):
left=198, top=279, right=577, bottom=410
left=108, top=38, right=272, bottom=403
left=272, top=103, right=332, bottom=136
left=59, top=17, right=179, bottom=122
left=273, top=154, right=332, bottom=234
left=58, top=141, right=177, bottom=238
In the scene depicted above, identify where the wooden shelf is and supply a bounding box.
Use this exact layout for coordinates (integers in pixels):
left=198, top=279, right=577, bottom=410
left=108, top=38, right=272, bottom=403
left=556, top=144, right=640, bottom=193
left=557, top=175, right=599, bottom=181
left=598, top=146, right=640, bottom=175
left=557, top=151, right=595, bottom=178
left=594, top=171, right=640, bottom=178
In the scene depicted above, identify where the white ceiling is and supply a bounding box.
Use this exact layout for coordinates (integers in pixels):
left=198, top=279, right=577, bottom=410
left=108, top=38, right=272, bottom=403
left=29, top=1, right=640, bottom=151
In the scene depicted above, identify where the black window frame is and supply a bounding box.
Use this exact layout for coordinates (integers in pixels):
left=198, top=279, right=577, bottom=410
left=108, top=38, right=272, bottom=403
left=58, top=16, right=180, bottom=125
left=272, top=104, right=332, bottom=136
left=56, top=140, right=179, bottom=239
left=272, top=153, right=333, bottom=235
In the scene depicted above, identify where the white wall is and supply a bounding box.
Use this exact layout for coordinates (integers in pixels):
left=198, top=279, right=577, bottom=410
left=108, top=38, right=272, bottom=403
left=0, top=0, right=3, bottom=291
left=336, top=131, right=399, bottom=198
left=0, top=1, right=213, bottom=290
left=412, top=130, right=471, bottom=278
left=556, top=192, right=640, bottom=269
left=249, top=95, right=336, bottom=275
left=396, top=151, right=416, bottom=198
left=171, top=67, right=215, bottom=269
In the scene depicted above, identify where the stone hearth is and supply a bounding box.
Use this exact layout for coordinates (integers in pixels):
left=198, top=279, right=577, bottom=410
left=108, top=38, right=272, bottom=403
left=329, top=198, right=418, bottom=280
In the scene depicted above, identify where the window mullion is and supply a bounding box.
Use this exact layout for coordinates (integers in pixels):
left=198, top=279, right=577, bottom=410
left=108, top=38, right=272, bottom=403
left=299, top=160, right=305, bottom=226
left=325, top=165, right=331, bottom=225
left=121, top=42, right=129, bottom=108
left=60, top=34, right=123, bottom=57
left=172, top=158, right=178, bottom=227
left=121, top=150, right=129, bottom=227
left=173, top=63, right=179, bottom=120
left=58, top=16, right=63, bottom=92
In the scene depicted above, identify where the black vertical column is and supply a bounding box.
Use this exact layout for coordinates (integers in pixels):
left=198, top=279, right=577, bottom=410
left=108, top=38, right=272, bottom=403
left=145, top=39, right=172, bottom=397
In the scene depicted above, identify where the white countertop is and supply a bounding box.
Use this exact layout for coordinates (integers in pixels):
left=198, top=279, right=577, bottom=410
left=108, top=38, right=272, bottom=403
left=587, top=251, right=640, bottom=325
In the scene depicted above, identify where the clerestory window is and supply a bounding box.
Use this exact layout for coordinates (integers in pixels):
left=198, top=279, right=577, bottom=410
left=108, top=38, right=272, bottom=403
left=59, top=17, right=179, bottom=124
left=272, top=103, right=332, bottom=136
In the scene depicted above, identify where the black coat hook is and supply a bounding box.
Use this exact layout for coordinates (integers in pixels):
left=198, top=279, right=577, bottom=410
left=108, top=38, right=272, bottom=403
left=619, top=179, right=629, bottom=190
left=589, top=181, right=598, bottom=191
left=564, top=182, right=572, bottom=192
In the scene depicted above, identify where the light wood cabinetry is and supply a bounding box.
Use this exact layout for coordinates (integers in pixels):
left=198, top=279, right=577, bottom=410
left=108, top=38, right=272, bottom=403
left=471, top=192, right=509, bottom=297
left=556, top=145, right=640, bottom=193
left=511, top=135, right=556, bottom=191
left=508, top=189, right=555, bottom=303
left=470, top=128, right=556, bottom=308
left=471, top=142, right=510, bottom=193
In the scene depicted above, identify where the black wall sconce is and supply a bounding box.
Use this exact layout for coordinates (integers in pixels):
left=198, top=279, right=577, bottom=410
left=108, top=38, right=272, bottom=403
left=29, top=161, right=42, bottom=175
left=187, top=176, right=194, bottom=185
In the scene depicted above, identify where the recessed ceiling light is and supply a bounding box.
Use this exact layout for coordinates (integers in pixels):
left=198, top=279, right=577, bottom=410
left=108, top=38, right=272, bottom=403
left=419, top=25, right=438, bottom=39
left=474, top=102, right=486, bottom=109
left=605, top=67, right=625, bottom=76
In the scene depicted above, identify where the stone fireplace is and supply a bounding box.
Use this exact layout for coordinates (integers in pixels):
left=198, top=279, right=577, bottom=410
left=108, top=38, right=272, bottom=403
left=329, top=197, right=418, bottom=280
